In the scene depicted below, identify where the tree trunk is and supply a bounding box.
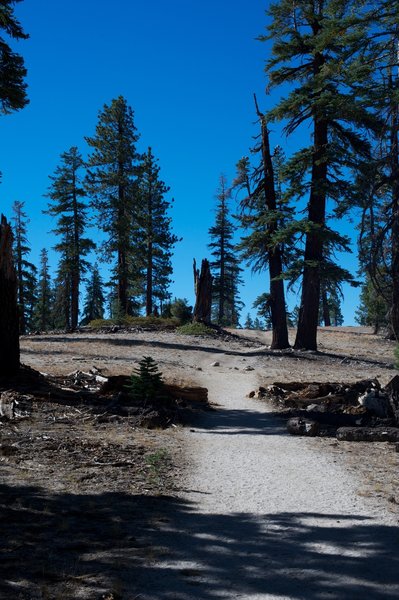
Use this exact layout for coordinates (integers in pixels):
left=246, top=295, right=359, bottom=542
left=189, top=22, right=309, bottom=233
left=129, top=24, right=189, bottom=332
left=321, top=288, right=331, bottom=327
left=254, top=95, right=290, bottom=349
left=71, top=177, right=80, bottom=330
left=294, top=114, right=328, bottom=350
left=0, top=215, right=20, bottom=375
left=193, top=259, right=212, bottom=324
left=390, top=39, right=399, bottom=340
left=146, top=241, right=153, bottom=316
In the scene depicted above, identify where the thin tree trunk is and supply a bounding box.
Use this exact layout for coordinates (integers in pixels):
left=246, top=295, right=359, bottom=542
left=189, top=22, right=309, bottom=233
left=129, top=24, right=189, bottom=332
left=0, top=215, right=20, bottom=375
left=16, top=235, right=26, bottom=334
left=321, top=288, right=331, bottom=327
left=390, top=37, right=399, bottom=340
left=193, top=259, right=212, bottom=324
left=146, top=185, right=154, bottom=316
left=71, top=174, right=80, bottom=330
left=146, top=241, right=153, bottom=316
left=254, top=95, right=290, bottom=349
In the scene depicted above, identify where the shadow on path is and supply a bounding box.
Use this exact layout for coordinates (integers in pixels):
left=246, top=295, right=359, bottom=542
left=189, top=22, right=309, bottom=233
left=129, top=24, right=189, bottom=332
left=1, top=482, right=398, bottom=599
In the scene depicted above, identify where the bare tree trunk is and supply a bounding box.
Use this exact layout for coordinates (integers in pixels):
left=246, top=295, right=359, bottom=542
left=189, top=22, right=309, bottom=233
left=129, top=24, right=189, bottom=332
left=193, top=259, right=212, bottom=324
left=390, top=38, right=399, bottom=340
left=71, top=177, right=80, bottom=330
left=0, top=215, right=20, bottom=375
left=254, top=95, right=290, bottom=349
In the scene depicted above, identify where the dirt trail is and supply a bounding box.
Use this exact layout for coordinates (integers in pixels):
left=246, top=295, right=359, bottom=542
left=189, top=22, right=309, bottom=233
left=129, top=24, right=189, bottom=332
left=7, top=328, right=399, bottom=599
left=138, top=369, right=399, bottom=600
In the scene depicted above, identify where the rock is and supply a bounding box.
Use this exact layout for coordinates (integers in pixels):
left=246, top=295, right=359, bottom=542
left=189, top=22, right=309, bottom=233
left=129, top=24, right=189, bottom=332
left=287, top=417, right=320, bottom=436
left=210, top=361, right=220, bottom=367
left=248, top=391, right=256, bottom=398
left=243, top=365, right=254, bottom=372
left=307, top=403, right=327, bottom=413
left=358, top=390, right=391, bottom=418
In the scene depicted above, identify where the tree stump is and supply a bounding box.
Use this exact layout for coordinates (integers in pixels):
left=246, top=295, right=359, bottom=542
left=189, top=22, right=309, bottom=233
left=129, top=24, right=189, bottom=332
left=0, top=215, right=20, bottom=375
left=193, top=258, right=212, bottom=324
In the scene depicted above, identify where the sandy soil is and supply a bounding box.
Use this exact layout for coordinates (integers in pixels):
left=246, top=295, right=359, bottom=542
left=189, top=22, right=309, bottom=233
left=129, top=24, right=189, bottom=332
left=1, top=326, right=398, bottom=599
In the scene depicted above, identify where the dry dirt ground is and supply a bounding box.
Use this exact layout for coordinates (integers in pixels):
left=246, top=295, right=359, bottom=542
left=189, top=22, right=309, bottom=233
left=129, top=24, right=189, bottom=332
left=1, top=326, right=398, bottom=599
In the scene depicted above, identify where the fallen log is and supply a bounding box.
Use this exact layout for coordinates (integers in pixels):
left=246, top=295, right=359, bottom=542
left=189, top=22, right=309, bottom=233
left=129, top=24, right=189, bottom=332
left=336, top=427, right=399, bottom=442
left=163, top=383, right=208, bottom=404
left=100, top=376, right=208, bottom=404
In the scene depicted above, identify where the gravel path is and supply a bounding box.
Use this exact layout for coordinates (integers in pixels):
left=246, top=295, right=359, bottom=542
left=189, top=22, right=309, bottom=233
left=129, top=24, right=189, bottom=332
left=139, top=370, right=399, bottom=600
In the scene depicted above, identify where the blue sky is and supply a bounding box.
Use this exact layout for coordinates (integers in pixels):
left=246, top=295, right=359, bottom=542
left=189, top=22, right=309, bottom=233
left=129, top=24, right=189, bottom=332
left=0, top=0, right=360, bottom=324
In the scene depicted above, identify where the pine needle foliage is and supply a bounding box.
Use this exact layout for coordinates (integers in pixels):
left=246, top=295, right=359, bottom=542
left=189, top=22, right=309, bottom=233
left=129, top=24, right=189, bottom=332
left=126, top=356, right=165, bottom=405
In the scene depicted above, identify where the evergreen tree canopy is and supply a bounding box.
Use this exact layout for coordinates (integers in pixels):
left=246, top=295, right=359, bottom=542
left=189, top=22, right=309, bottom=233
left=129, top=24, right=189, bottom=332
left=32, top=248, right=53, bottom=331
left=81, top=263, right=105, bottom=325
left=11, top=200, right=37, bottom=333
left=45, top=146, right=95, bottom=329
left=0, top=0, right=28, bottom=115
left=208, top=174, right=243, bottom=326
left=261, top=0, right=378, bottom=349
left=138, top=147, right=180, bottom=316
left=85, top=96, right=141, bottom=315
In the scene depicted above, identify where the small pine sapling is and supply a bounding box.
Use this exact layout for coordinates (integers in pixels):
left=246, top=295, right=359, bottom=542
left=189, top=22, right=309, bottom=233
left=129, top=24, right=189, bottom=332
left=127, top=356, right=165, bottom=405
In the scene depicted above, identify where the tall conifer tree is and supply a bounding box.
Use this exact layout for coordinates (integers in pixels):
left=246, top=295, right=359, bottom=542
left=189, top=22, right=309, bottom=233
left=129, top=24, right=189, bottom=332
left=137, top=148, right=179, bottom=316
left=262, top=0, right=376, bottom=349
left=45, top=147, right=94, bottom=329
left=81, top=263, right=105, bottom=325
left=85, top=96, right=141, bottom=315
left=33, top=248, right=53, bottom=331
left=12, top=200, right=37, bottom=333
left=208, top=174, right=243, bottom=326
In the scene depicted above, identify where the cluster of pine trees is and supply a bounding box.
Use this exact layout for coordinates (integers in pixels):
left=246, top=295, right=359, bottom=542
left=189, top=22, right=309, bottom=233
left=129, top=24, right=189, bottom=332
left=3, top=0, right=399, bottom=359
left=206, top=0, right=399, bottom=350
left=12, top=97, right=180, bottom=332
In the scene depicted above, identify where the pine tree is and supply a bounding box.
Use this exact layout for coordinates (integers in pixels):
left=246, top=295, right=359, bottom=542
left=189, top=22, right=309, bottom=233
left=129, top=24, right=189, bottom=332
left=45, top=147, right=95, bottom=330
left=356, top=151, right=394, bottom=335
left=81, top=263, right=105, bottom=325
left=353, top=9, right=399, bottom=340
left=85, top=96, right=141, bottom=316
left=244, top=313, right=254, bottom=329
left=138, top=148, right=179, bottom=316
left=261, top=0, right=377, bottom=350
left=51, top=260, right=71, bottom=330
left=356, top=274, right=389, bottom=333
left=33, top=248, right=53, bottom=331
left=11, top=200, right=37, bottom=333
left=319, top=284, right=344, bottom=327
left=233, top=135, right=291, bottom=348
left=208, top=174, right=243, bottom=326
left=0, top=0, right=29, bottom=115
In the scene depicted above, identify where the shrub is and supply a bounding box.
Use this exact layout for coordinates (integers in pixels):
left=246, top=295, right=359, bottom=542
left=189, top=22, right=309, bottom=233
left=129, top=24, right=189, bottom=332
left=169, top=298, right=193, bottom=324
left=126, top=356, right=166, bottom=404
left=88, top=316, right=178, bottom=330
left=176, top=322, right=217, bottom=336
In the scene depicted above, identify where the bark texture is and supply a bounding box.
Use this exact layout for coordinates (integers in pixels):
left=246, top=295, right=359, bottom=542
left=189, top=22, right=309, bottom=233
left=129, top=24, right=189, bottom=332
left=0, top=215, right=20, bottom=375
left=193, top=259, right=212, bottom=324
left=254, top=95, right=290, bottom=349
